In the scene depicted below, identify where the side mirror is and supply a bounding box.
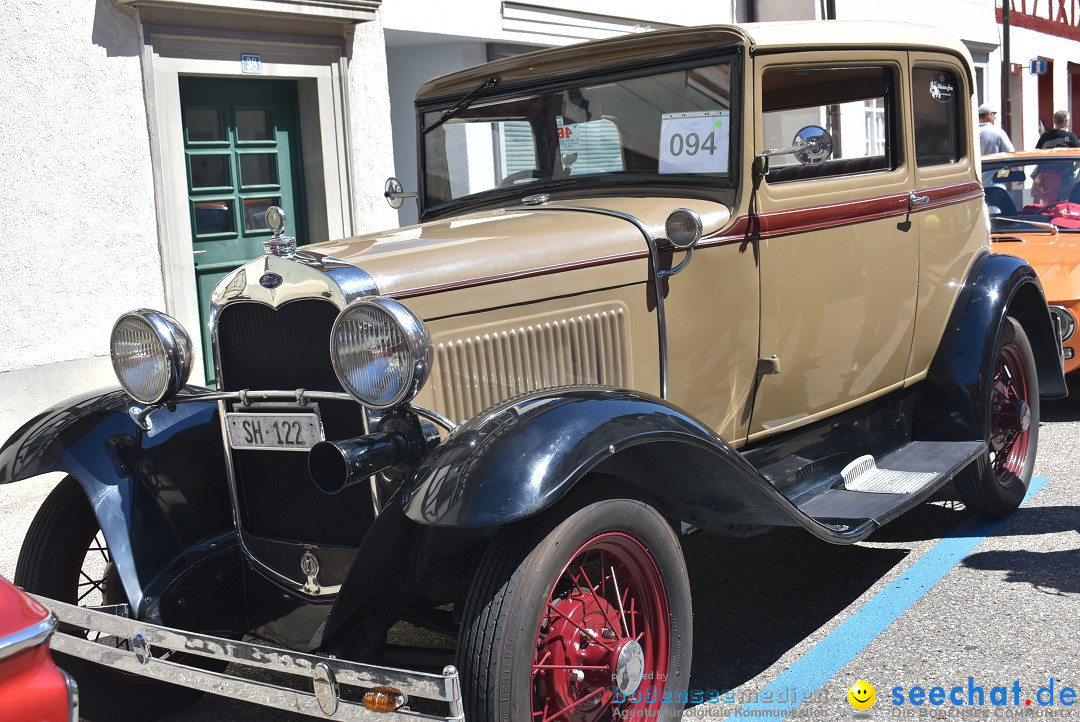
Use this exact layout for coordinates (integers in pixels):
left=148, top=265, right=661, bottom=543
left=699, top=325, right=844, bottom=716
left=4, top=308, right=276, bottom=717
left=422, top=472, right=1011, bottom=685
left=384, top=177, right=418, bottom=210
left=755, top=125, right=835, bottom=176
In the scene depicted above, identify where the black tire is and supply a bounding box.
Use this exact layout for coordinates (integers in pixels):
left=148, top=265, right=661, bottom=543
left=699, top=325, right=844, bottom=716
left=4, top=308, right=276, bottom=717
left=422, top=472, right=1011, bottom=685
left=956, top=317, right=1040, bottom=519
left=457, top=496, right=692, bottom=722
left=14, top=476, right=204, bottom=722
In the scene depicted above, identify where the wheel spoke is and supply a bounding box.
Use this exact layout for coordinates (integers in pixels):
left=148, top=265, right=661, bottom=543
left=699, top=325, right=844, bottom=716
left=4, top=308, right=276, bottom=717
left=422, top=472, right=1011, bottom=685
left=570, top=561, right=619, bottom=634
left=610, top=564, right=629, bottom=638
left=541, top=685, right=605, bottom=722
left=545, top=601, right=616, bottom=650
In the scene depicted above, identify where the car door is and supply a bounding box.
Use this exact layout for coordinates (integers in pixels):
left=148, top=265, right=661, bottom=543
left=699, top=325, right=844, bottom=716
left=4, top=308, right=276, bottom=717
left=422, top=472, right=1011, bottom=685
left=904, top=55, right=987, bottom=379
left=748, top=53, right=919, bottom=438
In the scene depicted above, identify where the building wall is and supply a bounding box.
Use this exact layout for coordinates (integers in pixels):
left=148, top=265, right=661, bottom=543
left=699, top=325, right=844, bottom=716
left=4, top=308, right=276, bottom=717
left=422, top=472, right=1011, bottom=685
left=347, top=17, right=400, bottom=234
left=0, top=0, right=164, bottom=444
left=387, top=41, right=492, bottom=226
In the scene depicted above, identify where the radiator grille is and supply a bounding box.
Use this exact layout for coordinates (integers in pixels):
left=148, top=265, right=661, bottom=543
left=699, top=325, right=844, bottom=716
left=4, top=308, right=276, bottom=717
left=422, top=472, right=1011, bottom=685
left=431, top=307, right=629, bottom=421
left=217, top=301, right=342, bottom=393
left=216, top=300, right=372, bottom=547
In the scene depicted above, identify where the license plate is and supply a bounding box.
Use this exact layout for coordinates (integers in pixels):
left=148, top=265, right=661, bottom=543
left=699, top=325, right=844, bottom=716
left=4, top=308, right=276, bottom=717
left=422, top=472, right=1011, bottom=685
left=225, top=413, right=323, bottom=451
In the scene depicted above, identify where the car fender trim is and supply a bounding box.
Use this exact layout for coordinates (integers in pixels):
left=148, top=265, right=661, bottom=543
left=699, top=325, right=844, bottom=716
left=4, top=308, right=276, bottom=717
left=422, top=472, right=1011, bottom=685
left=0, top=388, right=231, bottom=617
left=399, top=387, right=876, bottom=543
left=917, top=252, right=1067, bottom=441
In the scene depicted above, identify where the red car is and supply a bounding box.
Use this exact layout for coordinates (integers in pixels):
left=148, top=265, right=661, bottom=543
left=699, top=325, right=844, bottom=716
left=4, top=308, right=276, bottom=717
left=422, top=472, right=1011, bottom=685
left=0, top=577, right=78, bottom=722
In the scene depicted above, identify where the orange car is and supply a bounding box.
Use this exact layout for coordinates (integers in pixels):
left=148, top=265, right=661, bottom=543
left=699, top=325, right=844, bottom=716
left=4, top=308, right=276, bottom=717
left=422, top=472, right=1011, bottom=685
left=985, top=148, right=1080, bottom=375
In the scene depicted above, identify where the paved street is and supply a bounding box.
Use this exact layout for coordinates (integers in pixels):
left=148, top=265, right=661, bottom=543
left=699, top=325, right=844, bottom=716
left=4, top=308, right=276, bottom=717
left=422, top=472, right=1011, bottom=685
left=1, top=390, right=1077, bottom=721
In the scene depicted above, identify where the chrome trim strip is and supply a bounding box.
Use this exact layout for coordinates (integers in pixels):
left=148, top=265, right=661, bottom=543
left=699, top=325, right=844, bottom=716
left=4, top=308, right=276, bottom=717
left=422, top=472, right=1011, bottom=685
left=216, top=399, right=344, bottom=598
left=0, top=612, right=56, bottom=661
left=408, top=404, right=458, bottom=432
left=39, top=596, right=463, bottom=721
left=1050, top=305, right=1076, bottom=343
left=513, top=204, right=674, bottom=399
left=61, top=669, right=79, bottom=722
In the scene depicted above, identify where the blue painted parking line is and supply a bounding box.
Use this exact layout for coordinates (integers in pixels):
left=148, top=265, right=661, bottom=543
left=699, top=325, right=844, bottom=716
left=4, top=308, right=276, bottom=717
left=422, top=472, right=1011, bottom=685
left=720, top=477, right=1050, bottom=721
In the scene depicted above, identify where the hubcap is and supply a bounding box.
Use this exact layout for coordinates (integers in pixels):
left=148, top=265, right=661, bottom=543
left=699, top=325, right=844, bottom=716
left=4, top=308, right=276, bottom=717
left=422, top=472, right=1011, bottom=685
left=614, top=639, right=645, bottom=697
left=531, top=532, right=670, bottom=721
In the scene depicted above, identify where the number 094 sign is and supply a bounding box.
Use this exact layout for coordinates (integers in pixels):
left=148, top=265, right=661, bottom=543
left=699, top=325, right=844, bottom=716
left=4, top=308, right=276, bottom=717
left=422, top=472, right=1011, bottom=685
left=659, top=110, right=729, bottom=175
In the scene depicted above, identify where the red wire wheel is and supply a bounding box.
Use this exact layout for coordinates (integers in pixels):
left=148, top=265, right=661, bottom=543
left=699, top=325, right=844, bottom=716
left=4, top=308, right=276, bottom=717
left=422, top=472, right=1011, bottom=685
left=989, top=340, right=1033, bottom=486
left=458, top=497, right=692, bottom=722
left=956, top=317, right=1040, bottom=519
left=532, top=532, right=670, bottom=722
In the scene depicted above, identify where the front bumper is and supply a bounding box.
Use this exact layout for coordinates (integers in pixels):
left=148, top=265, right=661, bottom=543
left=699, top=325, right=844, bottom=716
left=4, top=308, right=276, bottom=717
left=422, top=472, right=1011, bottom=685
left=37, top=595, right=464, bottom=721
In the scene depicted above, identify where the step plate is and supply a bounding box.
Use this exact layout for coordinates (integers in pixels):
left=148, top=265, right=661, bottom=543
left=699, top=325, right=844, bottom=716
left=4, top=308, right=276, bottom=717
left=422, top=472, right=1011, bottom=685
left=841, top=454, right=937, bottom=494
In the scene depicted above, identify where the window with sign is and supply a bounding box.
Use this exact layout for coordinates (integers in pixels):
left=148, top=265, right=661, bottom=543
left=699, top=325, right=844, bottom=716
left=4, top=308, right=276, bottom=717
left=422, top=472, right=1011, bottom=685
left=912, top=67, right=965, bottom=166
left=420, top=56, right=736, bottom=213
left=761, top=65, right=897, bottom=183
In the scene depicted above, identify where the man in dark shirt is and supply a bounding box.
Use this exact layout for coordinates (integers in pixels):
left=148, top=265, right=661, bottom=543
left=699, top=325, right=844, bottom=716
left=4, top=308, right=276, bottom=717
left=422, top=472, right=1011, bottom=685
left=1036, top=110, right=1080, bottom=148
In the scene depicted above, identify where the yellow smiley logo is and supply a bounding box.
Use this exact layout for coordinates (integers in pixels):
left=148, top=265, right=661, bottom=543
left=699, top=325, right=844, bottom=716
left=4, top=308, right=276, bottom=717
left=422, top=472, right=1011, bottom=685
left=847, top=680, right=876, bottom=711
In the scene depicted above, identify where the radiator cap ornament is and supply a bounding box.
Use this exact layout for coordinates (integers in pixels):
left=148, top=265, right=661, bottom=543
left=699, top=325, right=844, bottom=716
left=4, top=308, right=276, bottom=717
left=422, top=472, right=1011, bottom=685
left=262, top=206, right=297, bottom=257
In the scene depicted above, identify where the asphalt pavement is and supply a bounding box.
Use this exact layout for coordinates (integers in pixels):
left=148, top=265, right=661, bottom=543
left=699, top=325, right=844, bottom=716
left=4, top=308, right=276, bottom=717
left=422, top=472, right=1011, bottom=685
left=1, top=393, right=1077, bottom=722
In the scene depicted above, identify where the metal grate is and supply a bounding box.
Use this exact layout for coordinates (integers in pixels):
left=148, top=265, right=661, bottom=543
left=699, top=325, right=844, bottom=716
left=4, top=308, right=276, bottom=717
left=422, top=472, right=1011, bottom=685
left=217, top=300, right=372, bottom=547
left=217, top=300, right=342, bottom=393
left=431, top=307, right=629, bottom=422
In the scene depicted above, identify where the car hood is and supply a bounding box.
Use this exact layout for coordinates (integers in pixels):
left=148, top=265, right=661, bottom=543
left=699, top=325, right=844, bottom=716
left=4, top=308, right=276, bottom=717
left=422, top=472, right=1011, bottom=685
left=305, top=197, right=731, bottom=311
left=991, top=234, right=1080, bottom=301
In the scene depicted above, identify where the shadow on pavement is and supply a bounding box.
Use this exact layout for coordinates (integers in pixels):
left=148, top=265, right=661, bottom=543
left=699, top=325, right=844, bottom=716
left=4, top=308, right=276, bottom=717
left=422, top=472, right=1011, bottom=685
left=682, top=527, right=907, bottom=693
left=963, top=546, right=1080, bottom=595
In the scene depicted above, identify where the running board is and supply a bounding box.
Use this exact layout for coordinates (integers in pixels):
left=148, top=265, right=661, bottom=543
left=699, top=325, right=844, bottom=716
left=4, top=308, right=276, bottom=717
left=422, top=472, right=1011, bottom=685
left=795, top=440, right=985, bottom=531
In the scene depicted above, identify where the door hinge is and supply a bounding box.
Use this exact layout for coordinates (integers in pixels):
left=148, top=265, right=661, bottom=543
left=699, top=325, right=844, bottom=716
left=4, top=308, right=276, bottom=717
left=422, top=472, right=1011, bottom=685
left=756, top=355, right=780, bottom=376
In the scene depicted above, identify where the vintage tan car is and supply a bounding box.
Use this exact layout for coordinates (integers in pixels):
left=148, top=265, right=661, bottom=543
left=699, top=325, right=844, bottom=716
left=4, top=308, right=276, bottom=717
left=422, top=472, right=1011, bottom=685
left=1, top=20, right=1065, bottom=722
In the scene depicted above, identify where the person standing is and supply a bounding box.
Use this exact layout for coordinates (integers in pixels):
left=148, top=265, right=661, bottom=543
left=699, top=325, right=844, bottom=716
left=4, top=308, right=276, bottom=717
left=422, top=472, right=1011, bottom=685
left=979, top=103, right=1015, bottom=155
left=1036, top=110, right=1080, bottom=148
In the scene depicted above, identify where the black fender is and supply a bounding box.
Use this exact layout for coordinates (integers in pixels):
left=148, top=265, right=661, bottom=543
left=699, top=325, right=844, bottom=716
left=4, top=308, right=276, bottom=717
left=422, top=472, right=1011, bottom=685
left=399, top=388, right=875, bottom=543
left=916, top=252, right=1066, bottom=442
left=0, top=387, right=233, bottom=617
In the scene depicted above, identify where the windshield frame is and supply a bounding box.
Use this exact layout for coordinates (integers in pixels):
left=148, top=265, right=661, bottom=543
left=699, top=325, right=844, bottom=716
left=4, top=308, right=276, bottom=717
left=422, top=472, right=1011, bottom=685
left=415, top=46, right=744, bottom=222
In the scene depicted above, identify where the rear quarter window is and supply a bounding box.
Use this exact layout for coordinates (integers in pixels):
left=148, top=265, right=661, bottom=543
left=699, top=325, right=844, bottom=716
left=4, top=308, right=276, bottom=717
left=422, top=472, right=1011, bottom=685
left=912, top=67, right=965, bottom=166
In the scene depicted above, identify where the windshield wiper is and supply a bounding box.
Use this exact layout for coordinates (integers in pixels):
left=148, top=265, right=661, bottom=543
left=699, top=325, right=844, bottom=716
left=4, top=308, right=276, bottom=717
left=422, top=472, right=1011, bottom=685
left=423, top=76, right=499, bottom=136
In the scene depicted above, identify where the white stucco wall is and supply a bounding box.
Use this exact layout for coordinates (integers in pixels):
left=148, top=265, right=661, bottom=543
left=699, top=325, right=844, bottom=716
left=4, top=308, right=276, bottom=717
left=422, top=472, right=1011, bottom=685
left=387, top=41, right=492, bottom=226
left=0, top=0, right=163, bottom=444
left=347, top=16, right=400, bottom=235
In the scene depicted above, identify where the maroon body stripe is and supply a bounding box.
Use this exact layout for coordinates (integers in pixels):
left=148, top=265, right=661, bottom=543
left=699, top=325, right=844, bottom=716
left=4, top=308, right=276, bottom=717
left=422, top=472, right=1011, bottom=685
left=387, top=180, right=983, bottom=300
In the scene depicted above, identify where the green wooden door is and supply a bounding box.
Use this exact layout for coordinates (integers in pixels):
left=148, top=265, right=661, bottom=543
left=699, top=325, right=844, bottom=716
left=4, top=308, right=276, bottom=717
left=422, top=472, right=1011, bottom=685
left=180, top=77, right=306, bottom=384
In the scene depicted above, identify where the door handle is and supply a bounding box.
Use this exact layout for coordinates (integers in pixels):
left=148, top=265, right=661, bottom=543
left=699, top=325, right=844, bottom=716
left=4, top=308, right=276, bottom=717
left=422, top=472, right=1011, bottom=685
left=909, top=191, right=930, bottom=209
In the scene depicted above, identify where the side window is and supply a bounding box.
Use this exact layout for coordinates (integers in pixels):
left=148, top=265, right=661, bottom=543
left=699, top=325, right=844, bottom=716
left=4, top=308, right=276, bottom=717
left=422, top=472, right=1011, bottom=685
left=762, top=65, right=896, bottom=183
left=912, top=67, right=964, bottom=166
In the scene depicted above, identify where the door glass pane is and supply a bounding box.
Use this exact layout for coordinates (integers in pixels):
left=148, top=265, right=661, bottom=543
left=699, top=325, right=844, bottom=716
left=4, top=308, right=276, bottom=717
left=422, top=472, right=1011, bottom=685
left=189, top=154, right=232, bottom=189
left=187, top=108, right=224, bottom=142
left=243, top=197, right=281, bottom=232
left=237, top=109, right=272, bottom=141
left=912, top=67, right=964, bottom=166
left=240, top=153, right=279, bottom=187
left=193, top=200, right=234, bottom=236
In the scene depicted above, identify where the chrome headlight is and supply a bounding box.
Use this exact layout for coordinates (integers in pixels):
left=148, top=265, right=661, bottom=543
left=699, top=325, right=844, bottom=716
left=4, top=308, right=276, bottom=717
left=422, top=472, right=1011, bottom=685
left=1049, top=305, right=1076, bottom=343
left=330, top=298, right=432, bottom=409
left=110, top=310, right=193, bottom=405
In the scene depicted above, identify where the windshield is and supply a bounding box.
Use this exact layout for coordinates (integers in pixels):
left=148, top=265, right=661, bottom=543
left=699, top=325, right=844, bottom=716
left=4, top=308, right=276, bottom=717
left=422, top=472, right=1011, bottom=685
left=984, top=158, right=1080, bottom=232
left=420, top=59, right=736, bottom=213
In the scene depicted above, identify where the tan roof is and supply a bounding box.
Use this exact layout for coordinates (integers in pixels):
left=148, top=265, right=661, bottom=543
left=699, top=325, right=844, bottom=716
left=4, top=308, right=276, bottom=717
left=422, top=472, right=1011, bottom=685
left=417, top=21, right=974, bottom=101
